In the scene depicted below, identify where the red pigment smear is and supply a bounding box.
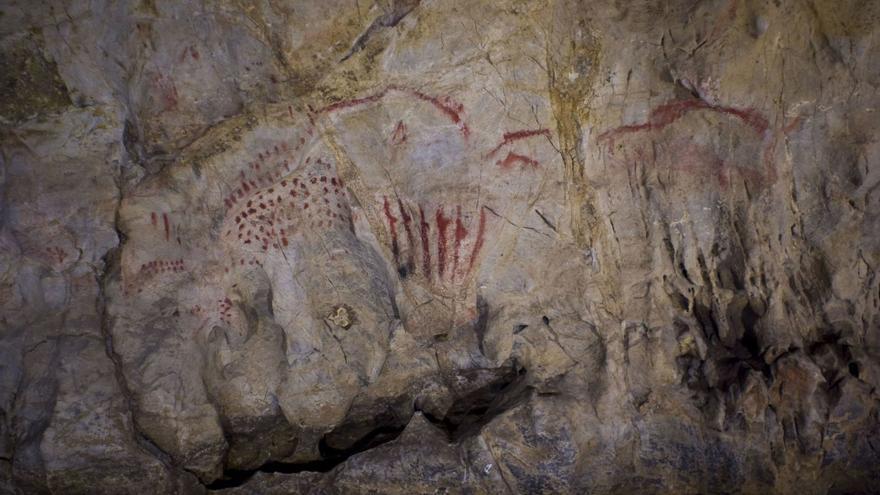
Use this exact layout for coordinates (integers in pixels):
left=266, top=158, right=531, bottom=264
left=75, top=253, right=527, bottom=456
left=487, top=128, right=551, bottom=157
left=154, top=74, right=179, bottom=111
left=404, top=87, right=470, bottom=138
left=749, top=114, right=801, bottom=186
left=390, top=120, right=407, bottom=145
left=162, top=213, right=170, bottom=241
left=598, top=99, right=768, bottom=143
left=383, top=196, right=400, bottom=264
left=727, top=0, right=738, bottom=19
left=150, top=212, right=157, bottom=226
left=418, top=206, right=431, bottom=281
left=436, top=207, right=451, bottom=278
left=467, top=208, right=487, bottom=276
left=398, top=199, right=416, bottom=268
left=318, top=86, right=470, bottom=138
left=452, top=206, right=468, bottom=280
left=497, top=151, right=540, bottom=170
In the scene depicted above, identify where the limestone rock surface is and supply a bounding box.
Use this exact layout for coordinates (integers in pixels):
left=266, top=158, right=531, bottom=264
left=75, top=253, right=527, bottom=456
left=1, top=0, right=879, bottom=494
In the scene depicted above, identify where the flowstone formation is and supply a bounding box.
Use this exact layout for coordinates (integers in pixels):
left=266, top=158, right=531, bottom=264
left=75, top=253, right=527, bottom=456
left=1, top=0, right=879, bottom=494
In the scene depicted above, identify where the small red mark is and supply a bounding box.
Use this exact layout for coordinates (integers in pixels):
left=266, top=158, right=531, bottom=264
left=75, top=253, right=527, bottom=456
left=162, top=213, right=170, bottom=241
left=487, top=129, right=551, bottom=157
left=390, top=120, right=407, bottom=145
left=497, top=151, right=540, bottom=170
left=398, top=200, right=416, bottom=268
left=452, top=206, right=468, bottom=279
left=153, top=73, right=179, bottom=111
left=383, top=196, right=400, bottom=264
left=419, top=206, right=431, bottom=281
left=150, top=212, right=157, bottom=227
left=406, top=88, right=470, bottom=138
left=467, top=208, right=487, bottom=276
left=436, top=207, right=451, bottom=278
left=45, top=246, right=67, bottom=264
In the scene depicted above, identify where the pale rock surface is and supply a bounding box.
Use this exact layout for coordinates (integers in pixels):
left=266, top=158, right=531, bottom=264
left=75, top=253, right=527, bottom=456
left=1, top=0, right=879, bottom=494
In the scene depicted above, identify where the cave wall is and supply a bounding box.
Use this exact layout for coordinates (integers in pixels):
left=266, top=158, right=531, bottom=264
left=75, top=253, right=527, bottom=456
left=1, top=0, right=879, bottom=493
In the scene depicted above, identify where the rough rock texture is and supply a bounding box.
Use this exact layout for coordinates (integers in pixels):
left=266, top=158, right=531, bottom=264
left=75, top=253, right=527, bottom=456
left=1, top=0, right=879, bottom=493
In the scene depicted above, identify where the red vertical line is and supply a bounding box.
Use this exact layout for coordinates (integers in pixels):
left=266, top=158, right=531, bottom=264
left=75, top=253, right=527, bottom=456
left=151, top=212, right=157, bottom=226
left=467, top=208, right=487, bottom=276
left=398, top=199, right=416, bottom=269
left=436, top=207, right=451, bottom=279
left=452, top=206, right=468, bottom=281
left=383, top=196, right=399, bottom=264
left=162, top=213, right=170, bottom=241
left=419, top=205, right=431, bottom=281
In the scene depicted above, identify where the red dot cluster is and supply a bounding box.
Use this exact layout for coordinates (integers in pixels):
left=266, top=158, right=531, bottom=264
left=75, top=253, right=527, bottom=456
left=218, top=297, right=233, bottom=324
left=140, top=259, right=186, bottom=274
left=222, top=156, right=353, bottom=267
left=222, top=133, right=314, bottom=210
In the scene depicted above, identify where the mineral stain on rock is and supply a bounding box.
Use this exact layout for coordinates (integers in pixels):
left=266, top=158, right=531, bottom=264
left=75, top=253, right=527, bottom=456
left=0, top=35, right=70, bottom=123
